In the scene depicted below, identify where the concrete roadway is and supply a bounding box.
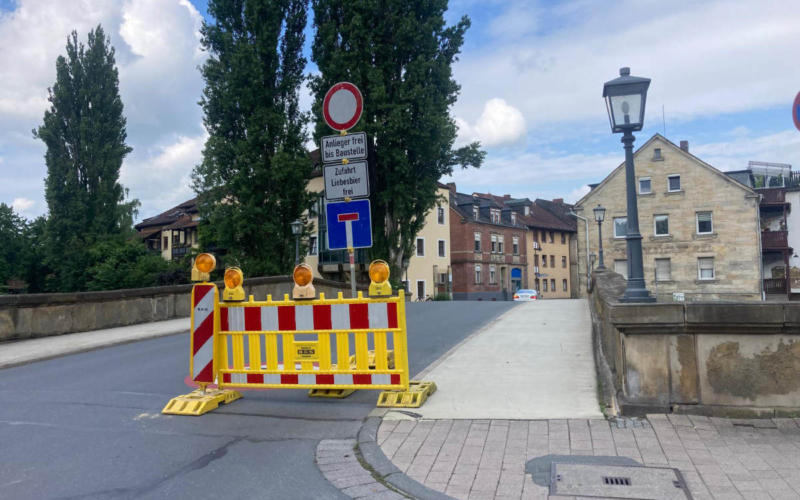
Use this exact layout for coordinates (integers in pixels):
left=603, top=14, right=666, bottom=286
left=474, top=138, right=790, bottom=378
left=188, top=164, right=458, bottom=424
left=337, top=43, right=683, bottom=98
left=0, top=301, right=515, bottom=500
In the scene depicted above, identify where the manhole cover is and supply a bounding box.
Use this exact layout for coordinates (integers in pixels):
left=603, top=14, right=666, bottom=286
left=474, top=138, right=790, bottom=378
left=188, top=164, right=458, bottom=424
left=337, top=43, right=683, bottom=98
left=551, top=463, right=692, bottom=500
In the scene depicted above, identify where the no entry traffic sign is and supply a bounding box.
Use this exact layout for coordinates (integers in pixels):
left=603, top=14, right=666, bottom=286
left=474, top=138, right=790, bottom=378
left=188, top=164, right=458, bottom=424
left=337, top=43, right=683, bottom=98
left=323, top=82, right=363, bottom=131
left=794, top=91, right=800, bottom=132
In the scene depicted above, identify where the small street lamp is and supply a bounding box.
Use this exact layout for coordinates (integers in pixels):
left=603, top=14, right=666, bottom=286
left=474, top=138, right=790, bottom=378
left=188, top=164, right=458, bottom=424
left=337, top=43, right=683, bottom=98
left=590, top=252, right=597, bottom=270
left=402, top=257, right=410, bottom=293
left=291, top=219, right=303, bottom=266
left=592, top=204, right=607, bottom=270
left=603, top=67, right=655, bottom=302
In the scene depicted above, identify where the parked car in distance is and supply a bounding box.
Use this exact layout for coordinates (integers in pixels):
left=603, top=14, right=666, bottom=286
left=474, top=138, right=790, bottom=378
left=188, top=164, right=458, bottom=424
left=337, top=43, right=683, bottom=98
left=513, top=289, right=539, bottom=301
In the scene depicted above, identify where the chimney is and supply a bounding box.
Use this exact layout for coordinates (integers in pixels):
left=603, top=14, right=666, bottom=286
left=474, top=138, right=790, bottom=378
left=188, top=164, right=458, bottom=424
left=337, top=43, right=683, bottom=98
left=553, top=198, right=564, bottom=204
left=503, top=194, right=511, bottom=200
left=446, top=182, right=457, bottom=194
left=680, top=140, right=689, bottom=152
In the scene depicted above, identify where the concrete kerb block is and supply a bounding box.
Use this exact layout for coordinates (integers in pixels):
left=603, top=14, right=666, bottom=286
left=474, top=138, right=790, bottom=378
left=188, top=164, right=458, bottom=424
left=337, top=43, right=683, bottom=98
left=356, top=415, right=453, bottom=500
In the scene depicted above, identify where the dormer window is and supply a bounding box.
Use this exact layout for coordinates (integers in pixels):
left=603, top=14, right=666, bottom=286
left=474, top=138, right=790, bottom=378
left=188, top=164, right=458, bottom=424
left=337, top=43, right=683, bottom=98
left=524, top=206, right=530, bottom=215
left=473, top=206, right=479, bottom=219
left=490, top=209, right=500, bottom=223
left=511, top=212, right=516, bottom=225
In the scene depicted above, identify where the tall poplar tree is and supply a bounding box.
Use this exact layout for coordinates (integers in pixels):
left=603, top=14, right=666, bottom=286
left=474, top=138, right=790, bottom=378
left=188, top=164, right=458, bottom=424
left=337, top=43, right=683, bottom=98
left=34, top=26, right=136, bottom=292
left=310, top=0, right=485, bottom=279
left=192, top=0, right=315, bottom=276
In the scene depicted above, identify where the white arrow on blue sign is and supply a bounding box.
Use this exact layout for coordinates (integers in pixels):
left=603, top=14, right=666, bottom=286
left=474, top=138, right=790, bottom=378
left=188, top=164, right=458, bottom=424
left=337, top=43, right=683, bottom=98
left=325, top=199, right=372, bottom=250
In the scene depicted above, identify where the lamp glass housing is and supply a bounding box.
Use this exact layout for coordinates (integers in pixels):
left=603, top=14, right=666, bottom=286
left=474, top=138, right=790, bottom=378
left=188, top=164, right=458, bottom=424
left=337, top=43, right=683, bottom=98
left=290, top=219, right=303, bottom=236
left=590, top=252, right=597, bottom=264
left=593, top=204, right=606, bottom=223
left=602, top=67, right=650, bottom=133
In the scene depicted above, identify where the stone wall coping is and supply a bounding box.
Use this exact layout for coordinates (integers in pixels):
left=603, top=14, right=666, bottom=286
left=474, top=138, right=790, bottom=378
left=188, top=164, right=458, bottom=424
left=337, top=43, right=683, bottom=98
left=0, top=275, right=368, bottom=308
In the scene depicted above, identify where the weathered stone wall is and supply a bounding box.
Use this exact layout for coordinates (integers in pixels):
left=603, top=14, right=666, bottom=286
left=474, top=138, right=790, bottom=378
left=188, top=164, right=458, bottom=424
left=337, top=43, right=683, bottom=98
left=576, top=135, right=762, bottom=301
left=590, top=270, right=800, bottom=417
left=0, top=277, right=365, bottom=342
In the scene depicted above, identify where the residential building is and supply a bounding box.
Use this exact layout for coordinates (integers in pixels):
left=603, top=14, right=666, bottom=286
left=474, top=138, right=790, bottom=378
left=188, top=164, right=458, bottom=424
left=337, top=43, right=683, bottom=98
left=521, top=201, right=576, bottom=299
left=575, top=134, right=762, bottom=301
left=306, top=151, right=451, bottom=298
left=135, top=198, right=200, bottom=261
left=727, top=161, right=796, bottom=299
left=448, top=184, right=528, bottom=301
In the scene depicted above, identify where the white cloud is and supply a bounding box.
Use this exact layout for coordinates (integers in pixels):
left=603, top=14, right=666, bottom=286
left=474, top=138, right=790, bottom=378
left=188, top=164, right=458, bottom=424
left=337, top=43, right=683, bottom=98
left=568, top=185, right=591, bottom=204
left=457, top=98, right=527, bottom=148
left=10, top=197, right=35, bottom=216
left=692, top=129, right=800, bottom=172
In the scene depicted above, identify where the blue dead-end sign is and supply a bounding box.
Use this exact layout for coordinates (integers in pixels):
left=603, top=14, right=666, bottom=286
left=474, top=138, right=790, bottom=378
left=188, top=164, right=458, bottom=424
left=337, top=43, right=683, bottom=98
left=326, top=199, right=372, bottom=250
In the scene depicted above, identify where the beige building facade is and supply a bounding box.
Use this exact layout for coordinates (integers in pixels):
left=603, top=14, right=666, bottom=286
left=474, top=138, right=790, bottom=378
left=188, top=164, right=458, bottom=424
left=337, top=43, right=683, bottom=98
left=575, top=134, right=762, bottom=301
left=135, top=198, right=200, bottom=261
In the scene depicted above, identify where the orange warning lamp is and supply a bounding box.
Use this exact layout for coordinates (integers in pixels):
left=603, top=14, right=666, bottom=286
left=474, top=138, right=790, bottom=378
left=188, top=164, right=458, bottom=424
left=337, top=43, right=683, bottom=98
left=191, top=253, right=216, bottom=282
left=368, top=260, right=392, bottom=297
left=223, top=267, right=245, bottom=302
left=292, top=264, right=316, bottom=300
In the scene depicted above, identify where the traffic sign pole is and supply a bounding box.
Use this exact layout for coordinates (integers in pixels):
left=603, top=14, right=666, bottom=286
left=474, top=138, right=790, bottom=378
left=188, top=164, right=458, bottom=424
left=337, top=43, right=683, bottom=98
left=346, top=219, right=356, bottom=298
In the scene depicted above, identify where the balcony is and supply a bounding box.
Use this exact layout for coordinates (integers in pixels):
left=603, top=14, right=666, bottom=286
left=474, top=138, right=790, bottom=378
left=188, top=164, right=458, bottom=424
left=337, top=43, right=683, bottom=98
left=761, top=230, right=789, bottom=250
left=764, top=278, right=787, bottom=295
left=757, top=187, right=786, bottom=204
left=318, top=248, right=368, bottom=265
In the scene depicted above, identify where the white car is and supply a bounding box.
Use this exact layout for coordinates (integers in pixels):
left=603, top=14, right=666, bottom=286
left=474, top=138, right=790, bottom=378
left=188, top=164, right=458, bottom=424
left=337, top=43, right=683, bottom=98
left=513, top=289, right=539, bottom=301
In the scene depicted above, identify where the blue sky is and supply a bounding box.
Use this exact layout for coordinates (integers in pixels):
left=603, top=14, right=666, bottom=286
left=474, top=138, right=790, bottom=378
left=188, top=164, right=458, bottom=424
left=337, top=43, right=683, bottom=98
left=1, top=0, right=799, bottom=221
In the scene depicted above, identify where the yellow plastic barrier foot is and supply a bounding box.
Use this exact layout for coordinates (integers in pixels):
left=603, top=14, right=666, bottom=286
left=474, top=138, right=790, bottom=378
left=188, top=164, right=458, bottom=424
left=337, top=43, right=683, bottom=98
left=162, top=388, right=243, bottom=416
left=376, top=381, right=437, bottom=408
left=308, top=388, right=356, bottom=399
left=349, top=350, right=395, bottom=370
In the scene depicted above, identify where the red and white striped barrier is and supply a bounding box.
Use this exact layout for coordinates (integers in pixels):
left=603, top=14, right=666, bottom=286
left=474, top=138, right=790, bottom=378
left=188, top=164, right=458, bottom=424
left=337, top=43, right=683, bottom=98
left=190, top=284, right=217, bottom=384
left=220, top=302, right=399, bottom=332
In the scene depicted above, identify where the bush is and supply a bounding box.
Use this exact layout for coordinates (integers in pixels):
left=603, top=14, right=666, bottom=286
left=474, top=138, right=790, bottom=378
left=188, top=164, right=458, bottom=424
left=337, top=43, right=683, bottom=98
left=86, top=238, right=188, bottom=291
left=433, top=293, right=451, bottom=301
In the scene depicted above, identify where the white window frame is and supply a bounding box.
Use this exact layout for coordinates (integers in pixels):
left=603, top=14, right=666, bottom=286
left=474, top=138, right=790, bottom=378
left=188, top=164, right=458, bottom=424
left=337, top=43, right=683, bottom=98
left=696, top=212, right=713, bottom=235
left=512, top=236, right=519, bottom=255
left=639, top=177, right=652, bottom=194
left=613, top=217, right=627, bottom=239
left=498, top=236, right=504, bottom=254
left=614, top=259, right=629, bottom=279
left=551, top=279, right=556, bottom=291
left=655, top=258, right=671, bottom=282
left=668, top=174, right=681, bottom=192
left=491, top=234, right=497, bottom=253
left=308, top=235, right=318, bottom=256
left=474, top=232, right=481, bottom=252
left=437, top=206, right=445, bottom=225
left=698, top=257, right=715, bottom=280
left=416, top=237, right=425, bottom=257
left=654, top=214, right=669, bottom=236
left=562, top=256, right=567, bottom=268
left=563, top=279, right=568, bottom=291
left=416, top=280, right=426, bottom=300
left=437, top=239, right=446, bottom=258
left=438, top=273, right=446, bottom=285
left=511, top=212, right=516, bottom=225
left=489, top=266, right=497, bottom=285
left=475, top=265, right=482, bottom=283
left=473, top=206, right=479, bottom=219
left=653, top=148, right=662, bottom=160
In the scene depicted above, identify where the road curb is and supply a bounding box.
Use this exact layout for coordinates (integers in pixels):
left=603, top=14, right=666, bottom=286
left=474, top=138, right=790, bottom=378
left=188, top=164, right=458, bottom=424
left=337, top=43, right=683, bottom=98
left=356, top=416, right=452, bottom=500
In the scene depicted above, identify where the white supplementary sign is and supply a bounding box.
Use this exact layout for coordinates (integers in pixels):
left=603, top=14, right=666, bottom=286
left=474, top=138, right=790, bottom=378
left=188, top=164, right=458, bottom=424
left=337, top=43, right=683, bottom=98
left=321, top=132, right=368, bottom=163
left=323, top=160, right=369, bottom=201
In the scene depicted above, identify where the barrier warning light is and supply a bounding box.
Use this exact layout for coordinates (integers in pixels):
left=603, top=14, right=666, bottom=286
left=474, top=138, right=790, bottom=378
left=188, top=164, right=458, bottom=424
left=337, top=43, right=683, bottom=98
left=368, top=260, right=392, bottom=297
left=223, top=267, right=245, bottom=302
left=191, top=253, right=216, bottom=282
left=292, top=264, right=316, bottom=299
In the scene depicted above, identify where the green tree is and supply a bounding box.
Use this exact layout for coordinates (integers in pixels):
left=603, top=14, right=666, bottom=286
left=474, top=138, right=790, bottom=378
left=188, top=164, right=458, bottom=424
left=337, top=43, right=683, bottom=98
left=0, top=204, right=27, bottom=292
left=86, top=239, right=188, bottom=291
left=310, top=0, right=485, bottom=279
left=33, top=25, right=137, bottom=292
left=192, top=0, right=315, bottom=277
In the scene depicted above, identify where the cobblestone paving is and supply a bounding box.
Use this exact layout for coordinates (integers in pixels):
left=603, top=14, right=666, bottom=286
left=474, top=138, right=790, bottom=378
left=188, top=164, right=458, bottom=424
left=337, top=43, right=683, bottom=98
left=316, top=439, right=405, bottom=500
left=376, top=415, right=800, bottom=500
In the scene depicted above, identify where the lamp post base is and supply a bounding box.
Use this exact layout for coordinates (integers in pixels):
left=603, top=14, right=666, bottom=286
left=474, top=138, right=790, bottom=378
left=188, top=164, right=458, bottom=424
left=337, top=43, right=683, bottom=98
left=619, top=278, right=657, bottom=303
left=619, top=295, right=657, bottom=303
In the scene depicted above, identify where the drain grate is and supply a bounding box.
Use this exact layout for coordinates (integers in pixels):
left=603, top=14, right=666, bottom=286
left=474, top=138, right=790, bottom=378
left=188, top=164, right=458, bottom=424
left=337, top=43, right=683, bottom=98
left=551, top=463, right=692, bottom=500
left=603, top=476, right=632, bottom=486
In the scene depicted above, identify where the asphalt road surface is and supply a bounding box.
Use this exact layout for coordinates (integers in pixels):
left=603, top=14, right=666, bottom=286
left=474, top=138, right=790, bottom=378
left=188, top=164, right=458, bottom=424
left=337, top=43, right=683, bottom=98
left=0, top=301, right=515, bottom=500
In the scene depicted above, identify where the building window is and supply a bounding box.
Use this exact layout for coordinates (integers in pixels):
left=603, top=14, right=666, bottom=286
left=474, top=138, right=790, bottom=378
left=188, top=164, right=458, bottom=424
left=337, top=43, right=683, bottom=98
left=541, top=229, right=546, bottom=242
left=542, top=254, right=547, bottom=267
left=163, top=236, right=168, bottom=249
left=533, top=230, right=538, bottom=242
left=475, top=265, right=482, bottom=283
left=697, top=212, right=713, bottom=234
left=511, top=212, right=516, bottom=225
left=534, top=254, right=539, bottom=266
left=474, top=232, right=481, bottom=252
left=562, top=256, right=567, bottom=268
left=654, top=215, right=669, bottom=236
left=310, top=196, right=321, bottom=217
left=438, top=239, right=446, bottom=258
left=525, top=206, right=530, bottom=216
left=655, top=258, right=671, bottom=281
left=561, top=232, right=566, bottom=244
left=614, top=259, right=628, bottom=279
left=173, top=233, right=181, bottom=245
left=473, top=206, right=479, bottom=219
left=614, top=217, right=627, bottom=238
left=668, top=175, right=681, bottom=192
left=639, top=177, right=652, bottom=194
left=417, top=280, right=426, bottom=300
left=550, top=255, right=555, bottom=267
left=513, top=236, right=519, bottom=255
left=551, top=279, right=556, bottom=291
left=549, top=231, right=554, bottom=243
left=535, top=279, right=540, bottom=292
left=490, top=266, right=496, bottom=284
left=563, top=279, right=568, bottom=291
left=498, top=236, right=504, bottom=254
left=437, top=207, right=445, bottom=225
left=438, top=273, right=447, bottom=285
left=493, top=210, right=501, bottom=223
left=416, top=238, right=425, bottom=257
left=309, top=236, right=318, bottom=256
left=491, top=235, right=497, bottom=253
left=653, top=148, right=662, bottom=160
left=698, top=257, right=715, bottom=280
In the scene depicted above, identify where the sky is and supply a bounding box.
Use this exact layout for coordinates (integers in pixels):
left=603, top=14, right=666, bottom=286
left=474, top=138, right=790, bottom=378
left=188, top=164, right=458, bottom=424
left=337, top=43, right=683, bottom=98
left=1, top=0, right=799, bottom=222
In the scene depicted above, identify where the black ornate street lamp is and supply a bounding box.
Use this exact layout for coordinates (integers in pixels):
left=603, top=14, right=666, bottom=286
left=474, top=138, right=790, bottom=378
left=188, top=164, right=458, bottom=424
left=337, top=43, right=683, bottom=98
left=592, top=204, right=607, bottom=270
left=590, top=252, right=597, bottom=270
left=291, top=219, right=303, bottom=266
left=603, top=67, right=655, bottom=302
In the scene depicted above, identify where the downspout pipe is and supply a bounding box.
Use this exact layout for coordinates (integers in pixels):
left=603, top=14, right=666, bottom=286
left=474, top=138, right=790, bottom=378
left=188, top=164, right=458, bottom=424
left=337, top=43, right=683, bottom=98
left=570, top=210, right=592, bottom=292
